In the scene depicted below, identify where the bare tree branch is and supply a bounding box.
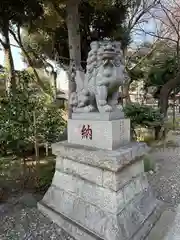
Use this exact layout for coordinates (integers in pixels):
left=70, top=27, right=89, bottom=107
left=9, top=26, right=50, bottom=94
left=0, top=38, right=6, bottom=48
left=127, top=40, right=159, bottom=70
left=128, top=0, right=160, bottom=31
left=138, top=25, right=178, bottom=43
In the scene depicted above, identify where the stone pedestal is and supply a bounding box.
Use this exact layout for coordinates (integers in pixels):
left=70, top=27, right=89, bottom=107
left=38, top=38, right=164, bottom=239
left=68, top=118, right=130, bottom=150
left=38, top=140, right=163, bottom=240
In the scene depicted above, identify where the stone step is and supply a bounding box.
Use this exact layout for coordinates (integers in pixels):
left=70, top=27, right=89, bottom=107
left=146, top=208, right=177, bottom=240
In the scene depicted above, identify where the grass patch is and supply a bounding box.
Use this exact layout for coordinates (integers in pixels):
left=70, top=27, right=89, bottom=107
left=143, top=135, right=156, bottom=146
left=135, top=128, right=156, bottom=146
left=143, top=155, right=155, bottom=173
left=0, top=155, right=55, bottom=202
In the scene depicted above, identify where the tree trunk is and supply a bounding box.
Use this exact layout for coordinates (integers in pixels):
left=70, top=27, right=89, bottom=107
left=1, top=20, right=16, bottom=94
left=52, top=70, right=57, bottom=101
left=158, top=64, right=180, bottom=117
left=33, top=111, right=39, bottom=161
left=159, top=92, right=169, bottom=117
left=155, top=94, right=168, bottom=140
left=159, top=84, right=171, bottom=117
left=122, top=82, right=131, bottom=104
left=155, top=73, right=180, bottom=139
left=122, top=46, right=131, bottom=105
left=172, top=91, right=176, bottom=130
left=66, top=0, right=82, bottom=119
left=154, top=126, right=162, bottom=140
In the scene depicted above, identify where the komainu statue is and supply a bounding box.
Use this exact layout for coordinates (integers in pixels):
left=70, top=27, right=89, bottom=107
left=70, top=40, right=128, bottom=113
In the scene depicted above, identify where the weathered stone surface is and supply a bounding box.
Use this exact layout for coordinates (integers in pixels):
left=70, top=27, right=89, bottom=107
left=56, top=156, right=145, bottom=192
left=38, top=138, right=162, bottom=240
left=121, top=189, right=154, bottom=239
left=145, top=208, right=175, bottom=240
left=56, top=157, right=103, bottom=186
left=39, top=187, right=162, bottom=240
left=72, top=110, right=124, bottom=121
left=103, top=160, right=144, bottom=191
left=69, top=41, right=126, bottom=114
left=38, top=203, right=96, bottom=240
left=52, top=141, right=149, bottom=172
left=50, top=170, right=146, bottom=214
left=52, top=171, right=123, bottom=213
left=132, top=203, right=164, bottom=240
left=40, top=185, right=123, bottom=239
left=68, top=119, right=130, bottom=150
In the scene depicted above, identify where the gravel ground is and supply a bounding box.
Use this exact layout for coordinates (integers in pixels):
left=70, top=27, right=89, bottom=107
left=148, top=146, right=180, bottom=207
left=0, top=193, right=75, bottom=240
left=1, top=145, right=180, bottom=239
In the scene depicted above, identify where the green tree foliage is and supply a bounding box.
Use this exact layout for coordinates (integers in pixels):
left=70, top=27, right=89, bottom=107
left=125, top=40, right=180, bottom=112
left=0, top=0, right=44, bottom=92
left=0, top=0, right=43, bottom=25
left=123, top=103, right=163, bottom=129
left=123, top=103, right=164, bottom=140
left=127, top=41, right=180, bottom=136
left=21, top=0, right=131, bottom=69
left=123, top=42, right=151, bottom=102
left=127, top=42, right=153, bottom=80
left=0, top=71, right=66, bottom=156
left=144, top=41, right=179, bottom=101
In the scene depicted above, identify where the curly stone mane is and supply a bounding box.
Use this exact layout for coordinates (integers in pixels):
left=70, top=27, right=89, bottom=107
left=70, top=40, right=127, bottom=113
left=85, top=44, right=99, bottom=84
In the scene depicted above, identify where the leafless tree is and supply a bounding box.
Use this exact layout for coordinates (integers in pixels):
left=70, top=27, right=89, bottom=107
left=122, top=0, right=160, bottom=103
left=138, top=0, right=180, bottom=116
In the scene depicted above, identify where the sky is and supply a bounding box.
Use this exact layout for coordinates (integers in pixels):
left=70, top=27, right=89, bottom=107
left=0, top=37, right=25, bottom=70
left=0, top=19, right=156, bottom=91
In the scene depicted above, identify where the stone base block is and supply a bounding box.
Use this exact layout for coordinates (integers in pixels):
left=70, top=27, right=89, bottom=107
left=38, top=189, right=163, bottom=240
left=71, top=110, right=124, bottom=121
left=38, top=142, right=163, bottom=240
left=68, top=118, right=130, bottom=150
